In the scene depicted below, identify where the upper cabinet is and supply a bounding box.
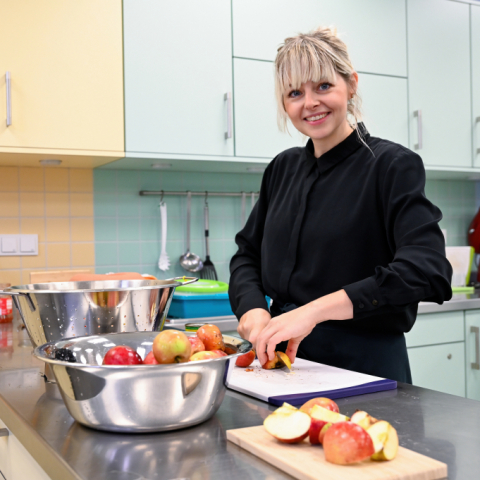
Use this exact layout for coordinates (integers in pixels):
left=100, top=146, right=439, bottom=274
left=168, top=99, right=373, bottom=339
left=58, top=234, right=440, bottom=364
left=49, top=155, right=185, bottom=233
left=232, top=0, right=407, bottom=77
left=123, top=0, right=234, bottom=158
left=0, top=1, right=124, bottom=162
left=472, top=5, right=480, bottom=168
left=407, top=0, right=471, bottom=168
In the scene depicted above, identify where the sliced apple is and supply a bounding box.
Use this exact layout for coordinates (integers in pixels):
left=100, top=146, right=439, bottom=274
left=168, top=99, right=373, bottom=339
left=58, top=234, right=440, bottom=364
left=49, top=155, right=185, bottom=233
left=371, top=423, right=399, bottom=461
left=366, top=420, right=390, bottom=454
left=318, top=422, right=332, bottom=445
left=351, top=410, right=379, bottom=430
left=276, top=351, right=292, bottom=370
left=323, top=421, right=375, bottom=465
left=264, top=407, right=311, bottom=444
left=308, top=404, right=350, bottom=445
left=299, top=397, right=339, bottom=416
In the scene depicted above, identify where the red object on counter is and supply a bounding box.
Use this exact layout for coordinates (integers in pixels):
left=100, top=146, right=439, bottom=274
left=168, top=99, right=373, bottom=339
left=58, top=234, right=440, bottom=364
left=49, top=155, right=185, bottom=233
left=0, top=283, right=13, bottom=324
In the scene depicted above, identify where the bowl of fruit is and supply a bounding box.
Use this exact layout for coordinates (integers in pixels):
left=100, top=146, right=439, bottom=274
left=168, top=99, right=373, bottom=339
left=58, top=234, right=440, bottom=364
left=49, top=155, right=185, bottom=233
left=33, top=325, right=252, bottom=433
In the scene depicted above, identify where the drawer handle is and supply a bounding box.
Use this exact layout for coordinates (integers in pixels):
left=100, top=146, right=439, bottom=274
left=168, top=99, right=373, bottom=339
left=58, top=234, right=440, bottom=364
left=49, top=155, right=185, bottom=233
left=0, top=428, right=9, bottom=437
left=224, top=92, right=232, bottom=139
left=414, top=109, right=422, bottom=150
left=471, top=326, right=480, bottom=370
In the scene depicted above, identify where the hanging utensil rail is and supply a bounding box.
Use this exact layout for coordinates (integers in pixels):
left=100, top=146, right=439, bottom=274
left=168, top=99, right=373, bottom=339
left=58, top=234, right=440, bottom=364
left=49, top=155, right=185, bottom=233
left=140, top=190, right=259, bottom=198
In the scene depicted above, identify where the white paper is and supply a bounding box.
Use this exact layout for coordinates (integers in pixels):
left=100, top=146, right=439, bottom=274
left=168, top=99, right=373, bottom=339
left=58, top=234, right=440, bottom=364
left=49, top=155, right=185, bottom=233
left=226, top=358, right=385, bottom=402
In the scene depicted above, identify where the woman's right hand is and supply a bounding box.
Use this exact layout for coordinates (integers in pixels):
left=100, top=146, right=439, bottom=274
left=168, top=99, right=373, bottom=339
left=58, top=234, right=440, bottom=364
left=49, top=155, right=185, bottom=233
left=237, top=308, right=271, bottom=350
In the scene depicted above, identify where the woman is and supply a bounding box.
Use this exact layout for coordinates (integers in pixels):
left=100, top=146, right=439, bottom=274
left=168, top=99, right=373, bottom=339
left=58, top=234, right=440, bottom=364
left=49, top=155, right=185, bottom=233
left=228, top=27, right=452, bottom=383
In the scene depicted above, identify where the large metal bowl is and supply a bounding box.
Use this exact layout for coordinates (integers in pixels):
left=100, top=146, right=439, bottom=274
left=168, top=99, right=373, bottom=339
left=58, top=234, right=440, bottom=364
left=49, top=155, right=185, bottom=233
left=33, top=331, right=252, bottom=433
left=1, top=277, right=196, bottom=348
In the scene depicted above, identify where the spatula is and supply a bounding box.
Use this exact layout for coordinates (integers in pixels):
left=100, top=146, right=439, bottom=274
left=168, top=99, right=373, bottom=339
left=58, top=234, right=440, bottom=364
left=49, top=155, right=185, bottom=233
left=200, top=197, right=218, bottom=280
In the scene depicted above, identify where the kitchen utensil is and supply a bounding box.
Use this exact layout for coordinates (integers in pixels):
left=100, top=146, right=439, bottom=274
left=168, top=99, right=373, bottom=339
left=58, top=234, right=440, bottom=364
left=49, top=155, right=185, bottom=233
left=34, top=331, right=252, bottom=433
left=241, top=191, right=246, bottom=228
left=446, top=246, right=474, bottom=287
left=179, top=192, right=203, bottom=273
left=0, top=277, right=197, bottom=349
left=158, top=200, right=170, bottom=271
left=200, top=195, right=218, bottom=280
left=227, top=426, right=448, bottom=480
left=226, top=357, right=396, bottom=406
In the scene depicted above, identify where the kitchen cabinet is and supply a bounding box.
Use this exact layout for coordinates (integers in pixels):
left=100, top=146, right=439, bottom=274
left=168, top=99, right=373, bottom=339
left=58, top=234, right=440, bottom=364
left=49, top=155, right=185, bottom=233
left=407, top=0, right=471, bottom=168
left=232, top=0, right=407, bottom=77
left=471, top=5, right=480, bottom=167
left=465, top=310, right=480, bottom=400
left=0, top=0, right=124, bottom=165
left=123, top=0, right=234, bottom=158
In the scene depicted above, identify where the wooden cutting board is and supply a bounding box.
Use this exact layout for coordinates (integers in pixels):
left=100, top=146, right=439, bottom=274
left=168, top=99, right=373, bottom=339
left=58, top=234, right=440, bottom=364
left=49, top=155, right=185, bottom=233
left=227, top=426, right=447, bottom=480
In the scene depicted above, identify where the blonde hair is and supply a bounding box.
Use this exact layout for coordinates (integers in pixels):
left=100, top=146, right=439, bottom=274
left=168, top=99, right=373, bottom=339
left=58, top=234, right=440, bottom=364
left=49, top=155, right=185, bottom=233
left=275, top=26, right=363, bottom=135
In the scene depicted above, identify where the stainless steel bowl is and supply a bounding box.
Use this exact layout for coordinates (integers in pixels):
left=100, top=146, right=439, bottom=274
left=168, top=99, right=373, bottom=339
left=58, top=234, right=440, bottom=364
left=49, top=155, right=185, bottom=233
left=33, top=331, right=252, bottom=433
left=1, top=277, right=196, bottom=348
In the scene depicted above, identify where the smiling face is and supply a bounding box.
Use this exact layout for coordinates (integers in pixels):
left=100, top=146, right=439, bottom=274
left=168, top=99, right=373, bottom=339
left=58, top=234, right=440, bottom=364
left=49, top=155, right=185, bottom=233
left=283, top=74, right=358, bottom=157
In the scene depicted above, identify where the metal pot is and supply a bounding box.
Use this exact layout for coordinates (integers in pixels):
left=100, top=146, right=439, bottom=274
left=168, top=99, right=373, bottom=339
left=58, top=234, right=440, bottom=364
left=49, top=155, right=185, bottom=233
left=0, top=277, right=197, bottom=349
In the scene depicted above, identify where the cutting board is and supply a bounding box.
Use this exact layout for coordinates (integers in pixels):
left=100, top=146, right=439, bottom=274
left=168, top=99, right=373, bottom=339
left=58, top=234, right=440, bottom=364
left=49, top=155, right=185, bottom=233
left=227, top=426, right=447, bottom=480
left=226, top=358, right=397, bottom=406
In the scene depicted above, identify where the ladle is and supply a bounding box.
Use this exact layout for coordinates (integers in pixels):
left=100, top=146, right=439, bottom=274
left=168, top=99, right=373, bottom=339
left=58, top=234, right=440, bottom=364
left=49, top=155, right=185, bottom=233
left=179, top=191, right=203, bottom=273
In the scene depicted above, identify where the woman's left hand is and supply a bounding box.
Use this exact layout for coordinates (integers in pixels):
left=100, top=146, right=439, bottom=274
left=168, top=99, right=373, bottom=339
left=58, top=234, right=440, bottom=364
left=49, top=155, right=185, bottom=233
left=255, top=304, right=318, bottom=366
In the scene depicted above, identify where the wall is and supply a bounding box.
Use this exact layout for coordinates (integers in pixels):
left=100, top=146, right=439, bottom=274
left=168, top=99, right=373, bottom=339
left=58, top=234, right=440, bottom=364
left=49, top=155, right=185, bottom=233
left=0, top=166, right=95, bottom=286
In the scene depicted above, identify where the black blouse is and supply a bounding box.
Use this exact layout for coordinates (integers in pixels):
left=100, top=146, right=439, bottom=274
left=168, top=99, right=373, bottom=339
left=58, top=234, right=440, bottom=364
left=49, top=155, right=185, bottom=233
left=229, top=125, right=452, bottom=335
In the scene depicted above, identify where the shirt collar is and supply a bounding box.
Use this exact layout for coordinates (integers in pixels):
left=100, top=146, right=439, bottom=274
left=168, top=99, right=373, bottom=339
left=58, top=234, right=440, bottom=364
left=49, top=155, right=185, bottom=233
left=304, top=123, right=370, bottom=174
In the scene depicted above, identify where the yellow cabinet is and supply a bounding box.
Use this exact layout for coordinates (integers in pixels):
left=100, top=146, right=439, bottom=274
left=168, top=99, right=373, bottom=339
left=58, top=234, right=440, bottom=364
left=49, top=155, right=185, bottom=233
left=0, top=0, right=124, bottom=168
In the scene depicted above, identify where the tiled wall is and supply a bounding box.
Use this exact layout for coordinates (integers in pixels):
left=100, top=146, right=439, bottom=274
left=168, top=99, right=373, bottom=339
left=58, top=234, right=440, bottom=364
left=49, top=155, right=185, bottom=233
left=93, top=169, right=263, bottom=282
left=93, top=170, right=478, bottom=283
left=0, top=167, right=95, bottom=286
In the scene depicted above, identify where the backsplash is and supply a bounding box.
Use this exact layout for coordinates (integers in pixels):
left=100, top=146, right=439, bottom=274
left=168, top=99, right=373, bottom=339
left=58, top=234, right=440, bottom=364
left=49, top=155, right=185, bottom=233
left=93, top=170, right=477, bottom=283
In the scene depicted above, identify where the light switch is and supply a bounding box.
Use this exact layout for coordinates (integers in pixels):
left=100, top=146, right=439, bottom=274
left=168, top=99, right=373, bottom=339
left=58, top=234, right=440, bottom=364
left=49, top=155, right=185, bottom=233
left=20, top=235, right=37, bottom=253
left=0, top=234, right=38, bottom=256
left=1, top=236, right=17, bottom=254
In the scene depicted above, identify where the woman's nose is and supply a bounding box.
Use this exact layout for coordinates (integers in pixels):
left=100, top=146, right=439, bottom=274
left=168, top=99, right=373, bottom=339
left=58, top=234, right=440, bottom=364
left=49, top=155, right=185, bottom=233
left=304, top=90, right=320, bottom=109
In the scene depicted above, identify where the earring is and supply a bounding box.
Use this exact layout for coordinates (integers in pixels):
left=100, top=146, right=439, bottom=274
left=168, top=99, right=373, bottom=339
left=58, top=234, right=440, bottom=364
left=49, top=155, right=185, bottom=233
left=348, top=96, right=355, bottom=106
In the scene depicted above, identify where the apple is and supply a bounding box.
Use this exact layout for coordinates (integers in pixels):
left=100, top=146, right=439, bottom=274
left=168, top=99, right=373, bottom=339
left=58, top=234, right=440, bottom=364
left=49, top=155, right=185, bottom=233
left=351, top=410, right=379, bottom=430
left=197, top=324, right=225, bottom=351
left=318, top=422, right=332, bottom=445
left=277, top=351, right=292, bottom=369
left=143, top=351, right=159, bottom=364
left=262, top=351, right=291, bottom=370
left=300, top=397, right=340, bottom=416
left=210, top=349, right=228, bottom=357
left=188, top=336, right=206, bottom=355
left=103, top=346, right=142, bottom=365
left=235, top=350, right=255, bottom=367
left=189, top=351, right=221, bottom=361
left=152, top=330, right=191, bottom=364
left=308, top=404, right=350, bottom=445
left=370, top=423, right=399, bottom=461
left=323, top=421, right=375, bottom=465
left=264, top=405, right=311, bottom=444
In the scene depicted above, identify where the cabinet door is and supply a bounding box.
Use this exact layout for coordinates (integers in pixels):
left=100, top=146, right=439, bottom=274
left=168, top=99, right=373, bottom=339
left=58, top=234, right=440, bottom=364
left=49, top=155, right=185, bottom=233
left=359, top=74, right=409, bottom=147
left=472, top=6, right=480, bottom=167
left=465, top=310, right=480, bottom=401
left=0, top=1, right=124, bottom=154
left=234, top=59, right=303, bottom=159
left=233, top=0, right=407, bottom=77
left=124, top=0, right=234, bottom=157
left=407, top=0, right=471, bottom=167
left=408, top=342, right=465, bottom=397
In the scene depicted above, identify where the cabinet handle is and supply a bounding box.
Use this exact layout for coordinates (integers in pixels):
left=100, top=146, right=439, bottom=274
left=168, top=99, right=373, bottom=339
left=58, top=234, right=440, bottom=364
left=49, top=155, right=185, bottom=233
left=447, top=354, right=452, bottom=360
left=0, top=428, right=8, bottom=437
left=224, top=92, right=232, bottom=140
left=5, top=71, right=11, bottom=127
left=476, top=117, right=480, bottom=155
left=414, top=110, right=422, bottom=150
left=471, top=326, right=480, bottom=370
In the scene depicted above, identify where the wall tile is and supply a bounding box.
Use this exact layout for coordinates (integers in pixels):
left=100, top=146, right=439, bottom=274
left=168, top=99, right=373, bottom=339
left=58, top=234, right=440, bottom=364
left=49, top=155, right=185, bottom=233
left=118, top=218, right=140, bottom=241
left=94, top=193, right=117, bottom=217
left=70, top=169, right=93, bottom=193
left=117, top=193, right=140, bottom=217
left=94, top=170, right=116, bottom=193
left=117, top=170, right=140, bottom=194
left=118, top=242, right=141, bottom=265
left=140, top=242, right=159, bottom=265
left=0, top=256, right=21, bottom=270
left=20, top=192, right=44, bottom=217
left=140, top=217, right=159, bottom=242
left=21, top=218, right=46, bottom=242
left=19, top=167, right=44, bottom=192
left=0, top=167, right=19, bottom=192
left=71, top=218, right=94, bottom=242
left=139, top=170, right=162, bottom=191
left=0, top=218, right=20, bottom=234
left=45, top=169, right=69, bottom=192
left=72, top=243, right=95, bottom=267
left=95, top=243, right=118, bottom=266
left=46, top=218, right=70, bottom=242
left=22, top=244, right=46, bottom=269
left=0, top=270, right=21, bottom=286
left=94, top=217, right=117, bottom=242
left=47, top=243, right=71, bottom=268
left=0, top=192, right=20, bottom=217
left=45, top=193, right=70, bottom=217
left=70, top=193, right=94, bottom=217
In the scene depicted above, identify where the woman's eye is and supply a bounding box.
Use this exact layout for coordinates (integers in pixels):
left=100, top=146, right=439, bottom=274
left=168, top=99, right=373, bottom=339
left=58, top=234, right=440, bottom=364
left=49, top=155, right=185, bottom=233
left=288, top=90, right=301, bottom=98
left=318, top=83, right=331, bottom=91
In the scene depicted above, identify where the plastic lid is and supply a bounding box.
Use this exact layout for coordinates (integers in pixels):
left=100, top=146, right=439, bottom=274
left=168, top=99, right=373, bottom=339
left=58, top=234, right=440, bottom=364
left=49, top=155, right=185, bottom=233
left=175, top=279, right=228, bottom=293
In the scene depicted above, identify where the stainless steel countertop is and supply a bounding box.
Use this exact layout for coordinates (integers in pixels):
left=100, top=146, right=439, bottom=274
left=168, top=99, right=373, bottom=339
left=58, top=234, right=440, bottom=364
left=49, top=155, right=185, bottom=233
left=1, top=321, right=480, bottom=479
left=418, top=292, right=480, bottom=314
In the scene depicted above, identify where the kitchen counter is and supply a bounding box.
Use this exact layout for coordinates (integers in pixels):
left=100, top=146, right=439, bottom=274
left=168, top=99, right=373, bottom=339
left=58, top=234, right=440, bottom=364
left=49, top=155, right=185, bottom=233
left=418, top=292, right=480, bottom=314
left=0, top=324, right=480, bottom=480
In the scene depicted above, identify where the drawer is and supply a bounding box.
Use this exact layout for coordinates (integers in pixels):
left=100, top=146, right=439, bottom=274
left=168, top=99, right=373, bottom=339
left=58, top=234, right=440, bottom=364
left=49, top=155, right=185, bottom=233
left=405, top=311, right=464, bottom=347
left=408, top=342, right=465, bottom=396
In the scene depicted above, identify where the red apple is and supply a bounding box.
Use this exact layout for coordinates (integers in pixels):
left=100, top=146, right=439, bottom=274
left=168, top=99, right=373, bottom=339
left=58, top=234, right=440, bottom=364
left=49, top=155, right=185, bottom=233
left=197, top=324, right=225, bottom=351
left=143, top=351, right=159, bottom=364
left=235, top=350, right=255, bottom=367
left=370, top=422, right=399, bottom=461
left=189, top=351, right=221, bottom=361
left=103, top=346, right=142, bottom=365
left=210, top=349, right=228, bottom=357
left=299, top=397, right=340, bottom=416
left=188, top=336, right=206, bottom=355
left=152, top=330, right=191, bottom=364
left=264, top=405, right=311, bottom=444
left=323, top=421, right=375, bottom=465
left=308, top=405, right=349, bottom=445
left=318, top=422, right=332, bottom=445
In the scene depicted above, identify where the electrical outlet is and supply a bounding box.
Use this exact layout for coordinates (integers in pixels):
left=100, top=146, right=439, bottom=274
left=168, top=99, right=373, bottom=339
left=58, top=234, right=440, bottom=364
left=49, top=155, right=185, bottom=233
left=0, top=235, right=38, bottom=256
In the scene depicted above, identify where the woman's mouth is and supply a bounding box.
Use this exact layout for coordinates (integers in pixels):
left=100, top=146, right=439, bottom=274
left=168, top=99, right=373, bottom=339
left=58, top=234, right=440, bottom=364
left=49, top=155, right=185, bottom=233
left=304, top=112, right=330, bottom=124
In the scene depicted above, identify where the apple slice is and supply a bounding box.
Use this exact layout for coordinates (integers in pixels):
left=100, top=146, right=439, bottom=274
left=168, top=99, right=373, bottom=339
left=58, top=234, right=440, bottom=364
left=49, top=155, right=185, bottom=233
left=300, top=397, right=339, bottom=416
left=323, top=421, right=375, bottom=465
left=366, top=420, right=390, bottom=454
left=277, top=351, right=292, bottom=370
left=264, top=407, right=311, bottom=444
left=351, top=410, right=379, bottom=430
left=318, top=422, right=332, bottom=445
left=308, top=405, right=350, bottom=445
left=371, top=423, right=399, bottom=461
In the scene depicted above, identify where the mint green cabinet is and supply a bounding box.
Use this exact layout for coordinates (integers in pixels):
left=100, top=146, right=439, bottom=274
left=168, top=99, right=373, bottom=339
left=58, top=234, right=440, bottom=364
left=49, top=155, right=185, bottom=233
left=123, top=0, right=234, bottom=157
left=232, top=0, right=407, bottom=77
left=407, top=0, right=471, bottom=167
left=465, top=310, right=480, bottom=401
left=471, top=5, right=480, bottom=167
